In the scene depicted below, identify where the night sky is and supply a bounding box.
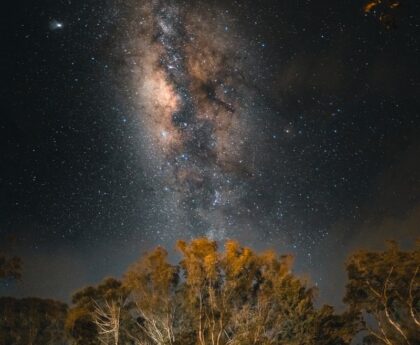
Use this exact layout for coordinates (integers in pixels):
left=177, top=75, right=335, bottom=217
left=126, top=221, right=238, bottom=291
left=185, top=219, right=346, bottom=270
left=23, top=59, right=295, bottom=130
left=1, top=0, right=419, bottom=306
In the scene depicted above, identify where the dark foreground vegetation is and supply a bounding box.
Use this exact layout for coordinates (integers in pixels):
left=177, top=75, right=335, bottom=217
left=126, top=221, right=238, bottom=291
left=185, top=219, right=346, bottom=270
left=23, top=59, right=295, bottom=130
left=1, top=238, right=419, bottom=345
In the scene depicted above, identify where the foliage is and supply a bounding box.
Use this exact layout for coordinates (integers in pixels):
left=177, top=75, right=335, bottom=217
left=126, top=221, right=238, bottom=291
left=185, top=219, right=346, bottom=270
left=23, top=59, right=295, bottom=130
left=0, top=255, right=21, bottom=282
left=65, top=277, right=131, bottom=345
left=344, top=240, right=420, bottom=345
left=120, top=238, right=359, bottom=345
left=10, top=237, right=418, bottom=345
left=0, top=297, right=67, bottom=345
left=0, top=236, right=22, bottom=282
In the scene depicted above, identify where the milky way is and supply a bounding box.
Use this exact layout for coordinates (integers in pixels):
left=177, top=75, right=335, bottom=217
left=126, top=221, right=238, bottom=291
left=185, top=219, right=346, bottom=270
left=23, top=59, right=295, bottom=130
left=2, top=0, right=419, bottom=304
left=125, top=0, right=264, bottom=240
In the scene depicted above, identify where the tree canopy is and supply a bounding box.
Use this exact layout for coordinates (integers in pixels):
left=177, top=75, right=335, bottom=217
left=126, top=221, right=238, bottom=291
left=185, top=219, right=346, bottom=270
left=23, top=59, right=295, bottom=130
left=344, top=240, right=419, bottom=345
left=0, top=297, right=67, bottom=345
left=64, top=238, right=360, bottom=345
left=0, top=236, right=22, bottom=282
left=0, top=237, right=418, bottom=345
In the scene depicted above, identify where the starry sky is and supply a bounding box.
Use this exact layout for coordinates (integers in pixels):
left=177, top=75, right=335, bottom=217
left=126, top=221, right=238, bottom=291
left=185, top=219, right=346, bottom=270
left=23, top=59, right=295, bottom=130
left=1, top=0, right=419, bottom=306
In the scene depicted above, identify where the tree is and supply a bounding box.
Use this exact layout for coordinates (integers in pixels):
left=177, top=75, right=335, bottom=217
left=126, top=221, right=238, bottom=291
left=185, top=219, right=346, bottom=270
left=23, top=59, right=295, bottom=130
left=0, top=235, right=22, bottom=282
left=123, top=246, right=180, bottom=345
left=66, top=278, right=130, bottom=345
left=93, top=298, right=122, bottom=345
left=0, top=297, right=68, bottom=345
left=344, top=240, right=420, bottom=345
left=0, top=255, right=21, bottom=281
left=65, top=238, right=361, bottom=345
left=122, top=237, right=359, bottom=345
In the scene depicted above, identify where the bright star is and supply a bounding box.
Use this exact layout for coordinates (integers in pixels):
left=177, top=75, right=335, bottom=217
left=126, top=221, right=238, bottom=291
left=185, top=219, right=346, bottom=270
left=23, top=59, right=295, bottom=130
left=49, top=20, right=64, bottom=31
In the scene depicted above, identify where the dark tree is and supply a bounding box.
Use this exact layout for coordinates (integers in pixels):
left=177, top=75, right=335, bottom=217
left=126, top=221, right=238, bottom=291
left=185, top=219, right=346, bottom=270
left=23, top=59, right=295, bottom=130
left=0, top=297, right=68, bottom=345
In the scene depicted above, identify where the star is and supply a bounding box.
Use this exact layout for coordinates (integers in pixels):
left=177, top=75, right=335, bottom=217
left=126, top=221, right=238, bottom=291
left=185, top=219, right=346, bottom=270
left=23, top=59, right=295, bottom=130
left=49, top=20, right=64, bottom=31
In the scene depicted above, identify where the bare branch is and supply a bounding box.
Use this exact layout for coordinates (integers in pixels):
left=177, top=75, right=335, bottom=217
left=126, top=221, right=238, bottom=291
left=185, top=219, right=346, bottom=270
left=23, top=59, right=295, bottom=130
left=131, top=301, right=176, bottom=345
left=92, top=298, right=121, bottom=345
left=382, top=267, right=411, bottom=345
left=408, top=266, right=420, bottom=327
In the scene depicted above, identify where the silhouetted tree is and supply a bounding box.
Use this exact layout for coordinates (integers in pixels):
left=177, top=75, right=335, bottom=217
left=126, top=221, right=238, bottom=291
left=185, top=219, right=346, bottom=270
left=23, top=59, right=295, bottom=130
left=0, top=255, right=21, bottom=281
left=0, top=235, right=22, bottom=282
left=0, top=297, right=67, bottom=345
